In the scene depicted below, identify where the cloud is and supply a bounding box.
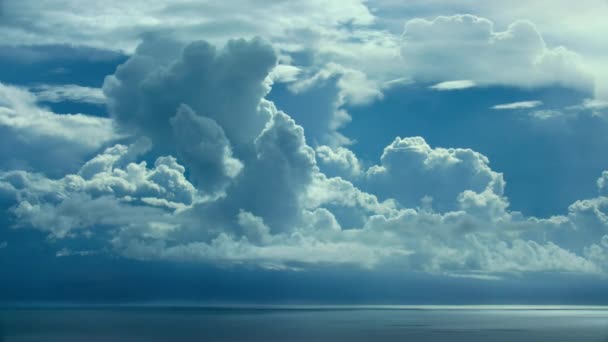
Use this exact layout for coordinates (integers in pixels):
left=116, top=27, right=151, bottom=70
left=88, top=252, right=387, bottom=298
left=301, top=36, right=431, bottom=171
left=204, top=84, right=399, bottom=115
left=104, top=36, right=277, bottom=148
left=0, top=82, right=117, bottom=175
left=170, top=105, right=243, bottom=194
left=492, top=100, right=543, bottom=110
left=364, top=136, right=505, bottom=212
left=598, top=171, right=608, bottom=196
left=401, top=15, right=593, bottom=91
left=581, top=99, right=608, bottom=110
left=373, top=0, right=608, bottom=98
left=31, top=84, right=106, bottom=105
left=0, top=0, right=374, bottom=52
left=0, top=241, right=7, bottom=249
left=430, top=80, right=476, bottom=91
left=219, top=110, right=317, bottom=231
left=4, top=133, right=608, bottom=276
left=529, top=109, right=564, bottom=120
left=316, top=145, right=363, bottom=179
left=269, top=64, right=302, bottom=83
left=287, top=63, right=383, bottom=146
left=0, top=44, right=124, bottom=63
left=0, top=140, right=197, bottom=238
left=55, top=248, right=96, bottom=257
left=3, top=36, right=608, bottom=278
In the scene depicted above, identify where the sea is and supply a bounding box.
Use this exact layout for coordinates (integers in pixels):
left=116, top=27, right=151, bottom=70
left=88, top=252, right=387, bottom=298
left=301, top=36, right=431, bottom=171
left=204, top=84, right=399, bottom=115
left=0, top=305, right=607, bottom=341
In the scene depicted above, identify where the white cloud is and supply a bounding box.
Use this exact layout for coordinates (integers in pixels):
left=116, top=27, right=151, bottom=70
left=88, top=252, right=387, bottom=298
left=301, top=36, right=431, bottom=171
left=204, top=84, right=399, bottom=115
left=430, top=80, right=476, bottom=91
left=401, top=15, right=593, bottom=91
left=364, top=136, right=505, bottom=212
left=269, top=64, right=302, bottom=83
left=0, top=82, right=118, bottom=175
left=31, top=84, right=106, bottom=105
left=529, top=109, right=563, bottom=120
left=0, top=140, right=198, bottom=238
left=0, top=0, right=374, bottom=52
left=371, top=0, right=608, bottom=98
left=581, top=98, right=608, bottom=110
left=492, top=100, right=543, bottom=110
left=3, top=36, right=608, bottom=278
left=316, top=145, right=363, bottom=179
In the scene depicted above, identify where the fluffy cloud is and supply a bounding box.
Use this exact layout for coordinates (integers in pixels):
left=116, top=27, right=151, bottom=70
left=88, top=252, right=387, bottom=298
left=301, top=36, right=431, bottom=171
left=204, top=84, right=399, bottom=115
left=103, top=36, right=280, bottom=195
left=373, top=0, right=608, bottom=98
left=104, top=36, right=276, bottom=148
left=0, top=140, right=197, bottom=238
left=316, top=145, right=363, bottom=179
left=0, top=82, right=117, bottom=175
left=401, top=15, right=593, bottom=91
left=217, top=111, right=317, bottom=232
left=170, top=105, right=243, bottom=194
left=3, top=35, right=608, bottom=278
left=364, top=136, right=505, bottom=212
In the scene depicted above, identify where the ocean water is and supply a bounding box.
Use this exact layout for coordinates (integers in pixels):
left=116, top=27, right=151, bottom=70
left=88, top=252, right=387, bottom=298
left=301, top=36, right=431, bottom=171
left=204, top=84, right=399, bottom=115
left=1, top=306, right=607, bottom=341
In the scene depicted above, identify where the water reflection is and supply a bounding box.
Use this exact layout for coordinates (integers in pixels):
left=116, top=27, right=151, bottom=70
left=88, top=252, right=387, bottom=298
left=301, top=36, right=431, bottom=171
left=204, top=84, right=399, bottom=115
left=0, top=307, right=606, bottom=341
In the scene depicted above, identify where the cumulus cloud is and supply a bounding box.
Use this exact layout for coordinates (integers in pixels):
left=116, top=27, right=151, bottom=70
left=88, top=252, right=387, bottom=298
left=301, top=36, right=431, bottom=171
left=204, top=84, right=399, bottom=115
left=316, top=145, right=363, bottom=179
left=401, top=15, right=593, bottom=91
left=492, top=100, right=543, bottom=110
left=103, top=36, right=280, bottom=195
left=0, top=140, right=197, bottom=238
left=170, top=105, right=243, bottom=194
left=364, top=136, right=505, bottom=212
left=104, top=36, right=277, bottom=148
left=3, top=36, right=608, bottom=278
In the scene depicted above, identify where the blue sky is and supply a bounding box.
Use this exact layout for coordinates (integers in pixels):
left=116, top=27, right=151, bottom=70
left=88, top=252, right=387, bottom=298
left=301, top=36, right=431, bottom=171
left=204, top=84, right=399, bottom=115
left=1, top=0, right=608, bottom=303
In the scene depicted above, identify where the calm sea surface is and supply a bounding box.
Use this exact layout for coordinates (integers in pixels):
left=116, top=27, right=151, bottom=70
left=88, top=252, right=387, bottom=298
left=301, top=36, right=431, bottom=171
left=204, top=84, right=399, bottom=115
left=1, top=306, right=607, bottom=341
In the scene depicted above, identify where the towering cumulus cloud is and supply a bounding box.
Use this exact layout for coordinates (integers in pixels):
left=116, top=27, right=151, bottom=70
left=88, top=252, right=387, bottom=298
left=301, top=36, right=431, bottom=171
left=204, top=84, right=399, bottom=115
left=1, top=35, right=608, bottom=279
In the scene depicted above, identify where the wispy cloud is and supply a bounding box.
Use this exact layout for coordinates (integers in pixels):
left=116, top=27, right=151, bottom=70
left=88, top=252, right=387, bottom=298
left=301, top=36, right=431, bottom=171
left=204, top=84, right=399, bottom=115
left=429, top=80, right=476, bottom=91
left=32, top=84, right=106, bottom=105
left=580, top=98, right=608, bottom=110
left=492, top=100, right=543, bottom=110
left=529, top=109, right=563, bottom=120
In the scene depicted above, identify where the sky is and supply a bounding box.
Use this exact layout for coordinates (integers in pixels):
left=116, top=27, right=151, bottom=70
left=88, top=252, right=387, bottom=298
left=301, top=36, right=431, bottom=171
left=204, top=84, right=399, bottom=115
left=1, top=0, right=608, bottom=304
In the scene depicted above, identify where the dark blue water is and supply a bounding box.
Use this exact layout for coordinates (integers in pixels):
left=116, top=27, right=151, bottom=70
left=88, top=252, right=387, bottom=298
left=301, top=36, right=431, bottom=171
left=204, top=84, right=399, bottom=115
left=1, top=306, right=607, bottom=341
